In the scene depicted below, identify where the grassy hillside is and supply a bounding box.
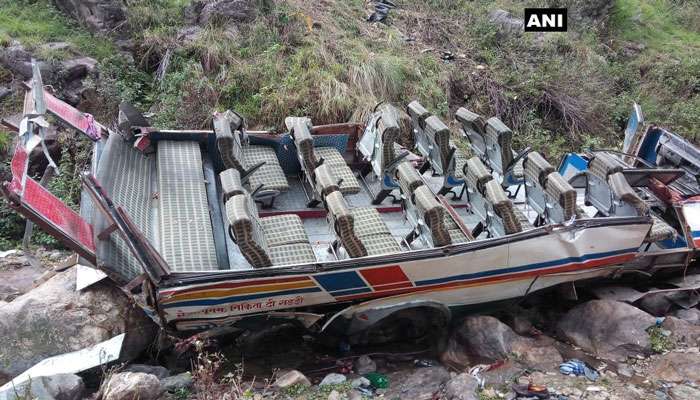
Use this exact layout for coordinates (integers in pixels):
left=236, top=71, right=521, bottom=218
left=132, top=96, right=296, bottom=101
left=0, top=0, right=698, bottom=247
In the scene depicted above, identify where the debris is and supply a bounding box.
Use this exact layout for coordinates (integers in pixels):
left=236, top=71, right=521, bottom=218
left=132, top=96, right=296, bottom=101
left=413, top=359, right=435, bottom=368
left=440, top=51, right=455, bottom=61
left=364, top=372, right=389, bottom=389
left=512, top=383, right=549, bottom=399
left=75, top=264, right=108, bottom=291
left=319, top=373, right=346, bottom=386
left=559, top=359, right=600, bottom=381
left=367, top=0, right=395, bottom=23
left=355, top=355, right=377, bottom=374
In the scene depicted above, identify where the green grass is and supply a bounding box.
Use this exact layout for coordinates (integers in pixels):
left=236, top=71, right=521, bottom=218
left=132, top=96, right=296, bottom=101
left=0, top=0, right=114, bottom=59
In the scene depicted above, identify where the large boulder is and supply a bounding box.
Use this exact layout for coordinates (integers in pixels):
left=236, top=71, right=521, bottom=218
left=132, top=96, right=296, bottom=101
left=50, top=0, right=127, bottom=36
left=384, top=366, right=451, bottom=400
left=0, top=44, right=55, bottom=79
left=441, top=315, right=562, bottom=369
left=100, top=372, right=163, bottom=400
left=0, top=268, right=158, bottom=382
left=648, top=351, right=700, bottom=383
left=662, top=316, right=700, bottom=345
left=0, top=374, right=84, bottom=400
left=444, top=373, right=479, bottom=400
left=556, top=300, right=656, bottom=361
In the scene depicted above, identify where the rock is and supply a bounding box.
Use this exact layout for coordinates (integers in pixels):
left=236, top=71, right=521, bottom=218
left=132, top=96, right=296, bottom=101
left=348, top=391, right=362, bottom=400
left=670, top=384, right=700, bottom=400
left=327, top=390, right=341, bottom=400
left=101, top=372, right=163, bottom=400
left=0, top=373, right=84, bottom=400
left=50, top=0, right=128, bottom=36
left=0, top=87, right=12, bottom=101
left=0, top=44, right=54, bottom=79
left=177, top=26, right=204, bottom=45
left=124, top=364, right=169, bottom=380
left=672, top=308, right=700, bottom=325
left=489, top=9, right=523, bottom=37
left=198, top=0, right=259, bottom=25
left=0, top=268, right=158, bottom=380
left=351, top=377, right=370, bottom=388
left=662, top=316, right=700, bottom=344
left=319, top=373, right=346, bottom=386
left=556, top=300, right=656, bottom=361
left=273, top=370, right=310, bottom=388
left=441, top=316, right=562, bottom=369
left=60, top=57, right=98, bottom=82
left=161, top=372, right=193, bottom=392
left=636, top=292, right=674, bottom=316
left=354, top=355, right=376, bottom=375
left=40, top=42, right=73, bottom=53
left=444, top=372, right=479, bottom=400
left=384, top=366, right=450, bottom=400
left=648, top=351, right=700, bottom=383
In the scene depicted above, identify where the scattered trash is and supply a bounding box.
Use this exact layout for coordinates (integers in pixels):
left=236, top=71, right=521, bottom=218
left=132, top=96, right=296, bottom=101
left=367, top=0, right=396, bottom=23
left=0, top=249, right=19, bottom=258
left=440, top=51, right=455, bottom=61
left=413, top=359, right=434, bottom=367
left=512, top=383, right=550, bottom=399
left=356, top=386, right=374, bottom=396
left=364, top=372, right=389, bottom=389
left=469, top=364, right=488, bottom=389
left=559, top=359, right=600, bottom=381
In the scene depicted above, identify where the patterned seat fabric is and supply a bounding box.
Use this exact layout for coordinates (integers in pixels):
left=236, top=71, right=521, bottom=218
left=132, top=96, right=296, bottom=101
left=451, top=142, right=470, bottom=179
left=351, top=208, right=401, bottom=256
left=220, top=168, right=245, bottom=202
left=646, top=216, right=675, bottom=243
left=314, top=163, right=341, bottom=197
left=455, top=107, right=486, bottom=138
left=485, top=117, right=514, bottom=173
left=376, top=104, right=402, bottom=172
left=545, top=172, right=577, bottom=220
left=443, top=212, right=469, bottom=244
left=424, top=115, right=452, bottom=171
left=407, top=100, right=431, bottom=131
left=413, top=185, right=451, bottom=247
left=225, top=194, right=315, bottom=268
left=525, top=152, right=555, bottom=186
left=589, top=153, right=624, bottom=180
left=465, top=156, right=493, bottom=193
left=608, top=172, right=649, bottom=215
left=287, top=116, right=360, bottom=194
left=484, top=179, right=522, bottom=234
left=214, top=110, right=289, bottom=193
left=397, top=161, right=424, bottom=194
left=325, top=191, right=366, bottom=258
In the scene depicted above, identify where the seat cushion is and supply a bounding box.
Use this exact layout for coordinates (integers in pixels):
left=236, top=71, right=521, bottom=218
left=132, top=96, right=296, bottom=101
left=352, top=207, right=392, bottom=238
left=646, top=216, right=675, bottom=243
left=452, top=145, right=469, bottom=179
left=545, top=172, right=577, bottom=220
left=465, top=157, right=493, bottom=192
left=414, top=186, right=450, bottom=247
left=220, top=168, right=246, bottom=201
left=484, top=179, right=522, bottom=234
left=316, top=147, right=361, bottom=194
left=364, top=234, right=401, bottom=256
left=242, top=145, right=289, bottom=192
left=443, top=213, right=469, bottom=244
left=326, top=191, right=366, bottom=258
left=260, top=214, right=310, bottom=247
left=269, top=243, right=316, bottom=266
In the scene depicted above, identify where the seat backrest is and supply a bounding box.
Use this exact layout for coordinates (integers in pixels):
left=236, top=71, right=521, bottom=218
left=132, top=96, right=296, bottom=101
left=465, top=156, right=493, bottom=194
left=376, top=104, right=402, bottom=172
left=396, top=161, right=424, bottom=195
left=524, top=151, right=555, bottom=187
left=325, top=191, right=366, bottom=258
left=608, top=172, right=649, bottom=215
left=413, top=185, right=451, bottom=246
left=314, top=163, right=341, bottom=198
left=455, top=107, right=486, bottom=156
left=589, top=152, right=624, bottom=180
left=214, top=110, right=246, bottom=172
left=220, top=168, right=246, bottom=202
left=484, top=179, right=521, bottom=234
left=407, top=100, right=430, bottom=131
left=545, top=172, right=577, bottom=221
left=484, top=117, right=514, bottom=174
left=226, top=194, right=272, bottom=268
left=286, top=116, right=317, bottom=173
left=424, top=115, right=452, bottom=172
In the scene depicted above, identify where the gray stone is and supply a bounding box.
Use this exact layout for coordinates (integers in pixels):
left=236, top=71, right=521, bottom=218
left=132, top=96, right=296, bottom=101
left=636, top=292, right=674, bottom=316
left=101, top=372, right=163, bottom=400
left=161, top=372, right=193, bottom=392
left=273, top=370, right=310, bottom=388
left=354, top=355, right=376, bottom=375
left=124, top=364, right=169, bottom=380
left=0, top=268, right=158, bottom=380
left=177, top=26, right=204, bottom=44
left=670, top=384, right=700, bottom=400
left=384, top=366, right=450, bottom=400
left=327, top=390, right=341, bottom=400
left=672, top=308, right=700, bottom=325
left=50, top=0, right=128, bottom=36
left=648, top=351, right=700, bottom=383
left=351, top=377, right=370, bottom=388
left=441, top=315, right=562, bottom=369
left=444, top=372, right=479, bottom=400
left=198, top=0, right=259, bottom=25
left=0, top=44, right=54, bottom=79
left=0, top=373, right=84, bottom=400
left=662, top=316, right=700, bottom=344
left=60, top=57, right=98, bottom=82
left=556, top=300, right=656, bottom=361
left=319, top=373, right=346, bottom=386
left=348, top=391, right=362, bottom=400
left=489, top=9, right=523, bottom=37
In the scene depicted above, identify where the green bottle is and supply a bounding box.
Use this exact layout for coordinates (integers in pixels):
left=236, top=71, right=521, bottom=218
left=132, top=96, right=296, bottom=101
left=364, top=372, right=389, bottom=389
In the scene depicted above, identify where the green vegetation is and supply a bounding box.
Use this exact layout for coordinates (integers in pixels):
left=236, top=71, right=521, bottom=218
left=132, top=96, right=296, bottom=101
left=647, top=325, right=674, bottom=353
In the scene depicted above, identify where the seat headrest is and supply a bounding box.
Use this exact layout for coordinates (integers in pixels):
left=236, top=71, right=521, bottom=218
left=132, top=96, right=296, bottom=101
left=220, top=168, right=246, bottom=202
left=465, top=156, right=493, bottom=193
left=455, top=107, right=486, bottom=136
left=545, top=172, right=576, bottom=220
left=397, top=162, right=424, bottom=194
left=524, top=151, right=555, bottom=186
left=407, top=100, right=430, bottom=128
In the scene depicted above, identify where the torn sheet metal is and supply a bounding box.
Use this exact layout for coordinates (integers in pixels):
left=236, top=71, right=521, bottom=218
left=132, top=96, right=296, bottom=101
left=592, top=274, right=700, bottom=305
left=76, top=264, right=108, bottom=291
left=590, top=286, right=647, bottom=303
left=0, top=334, right=124, bottom=392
